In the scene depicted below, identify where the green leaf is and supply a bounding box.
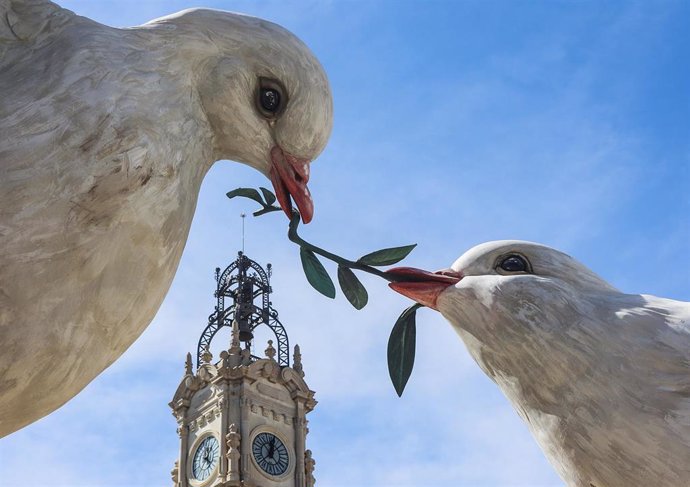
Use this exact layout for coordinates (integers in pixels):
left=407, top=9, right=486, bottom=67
left=387, top=304, right=422, bottom=397
left=358, top=244, right=417, bottom=266
left=253, top=206, right=282, bottom=217
left=259, top=187, right=277, bottom=206
left=300, top=247, right=336, bottom=299
left=226, top=188, right=265, bottom=206
left=337, top=266, right=368, bottom=310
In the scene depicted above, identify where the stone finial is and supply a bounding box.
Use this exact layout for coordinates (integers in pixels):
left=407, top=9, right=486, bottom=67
left=293, top=344, right=304, bottom=378
left=226, top=424, right=241, bottom=482
left=265, top=340, right=276, bottom=361
left=171, top=460, right=179, bottom=486
left=229, top=319, right=241, bottom=355
left=185, top=352, right=193, bottom=375
left=201, top=346, right=213, bottom=364
left=305, top=449, right=316, bottom=487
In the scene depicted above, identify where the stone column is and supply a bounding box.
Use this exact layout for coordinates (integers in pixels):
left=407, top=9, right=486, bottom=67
left=294, top=402, right=306, bottom=487
left=178, top=420, right=190, bottom=487
left=240, top=395, right=251, bottom=483
left=218, top=391, right=228, bottom=481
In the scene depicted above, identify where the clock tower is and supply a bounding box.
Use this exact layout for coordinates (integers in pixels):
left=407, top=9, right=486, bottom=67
left=169, top=252, right=317, bottom=487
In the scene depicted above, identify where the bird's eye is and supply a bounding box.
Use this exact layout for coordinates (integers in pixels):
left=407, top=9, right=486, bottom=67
left=260, top=88, right=281, bottom=113
left=498, top=254, right=530, bottom=273
left=257, top=78, right=286, bottom=118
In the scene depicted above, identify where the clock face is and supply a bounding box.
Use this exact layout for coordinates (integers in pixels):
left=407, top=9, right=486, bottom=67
left=252, top=432, right=290, bottom=476
left=192, top=435, right=220, bottom=481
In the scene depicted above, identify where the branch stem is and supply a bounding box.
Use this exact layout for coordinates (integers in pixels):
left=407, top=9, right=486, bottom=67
left=287, top=212, right=397, bottom=282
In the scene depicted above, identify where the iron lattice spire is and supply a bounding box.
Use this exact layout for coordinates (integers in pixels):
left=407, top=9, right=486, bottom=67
left=196, top=251, right=289, bottom=368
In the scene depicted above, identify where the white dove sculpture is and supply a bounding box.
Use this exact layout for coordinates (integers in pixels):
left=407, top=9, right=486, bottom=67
left=0, top=0, right=332, bottom=437
left=389, top=240, right=690, bottom=487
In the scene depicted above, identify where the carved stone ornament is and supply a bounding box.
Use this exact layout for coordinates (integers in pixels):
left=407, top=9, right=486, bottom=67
left=201, top=347, right=213, bottom=364
left=171, top=460, right=179, bottom=485
left=305, top=449, right=316, bottom=487
left=262, top=361, right=278, bottom=381
left=293, top=344, right=305, bottom=378
left=226, top=424, right=241, bottom=482
left=241, top=347, right=252, bottom=366
left=265, top=340, right=277, bottom=361
left=185, top=353, right=193, bottom=376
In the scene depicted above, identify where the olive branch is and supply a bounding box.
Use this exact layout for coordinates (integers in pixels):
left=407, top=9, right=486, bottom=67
left=227, top=187, right=425, bottom=396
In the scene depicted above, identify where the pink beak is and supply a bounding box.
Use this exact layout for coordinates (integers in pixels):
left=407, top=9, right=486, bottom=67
left=269, top=146, right=314, bottom=224
left=386, top=267, right=463, bottom=310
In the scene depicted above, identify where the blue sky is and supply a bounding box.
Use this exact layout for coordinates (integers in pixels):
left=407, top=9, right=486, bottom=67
left=1, top=1, right=688, bottom=486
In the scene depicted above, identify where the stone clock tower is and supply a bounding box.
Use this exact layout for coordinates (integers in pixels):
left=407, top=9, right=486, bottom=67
left=169, top=252, right=317, bottom=487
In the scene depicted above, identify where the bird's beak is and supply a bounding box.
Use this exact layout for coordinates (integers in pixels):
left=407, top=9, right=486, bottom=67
left=386, top=267, right=463, bottom=310
left=269, top=146, right=314, bottom=224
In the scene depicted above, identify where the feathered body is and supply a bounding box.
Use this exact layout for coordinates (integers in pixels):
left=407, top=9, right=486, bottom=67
left=391, top=241, right=690, bottom=486
left=0, top=0, right=332, bottom=437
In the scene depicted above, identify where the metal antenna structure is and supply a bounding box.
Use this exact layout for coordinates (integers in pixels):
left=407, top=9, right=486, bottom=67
left=196, top=252, right=287, bottom=368
left=240, top=213, right=246, bottom=253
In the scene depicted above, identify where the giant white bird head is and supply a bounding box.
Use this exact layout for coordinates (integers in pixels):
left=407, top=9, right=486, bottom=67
left=388, top=240, right=690, bottom=485
left=389, top=240, right=617, bottom=338
left=144, top=9, right=333, bottom=222
left=0, top=1, right=334, bottom=437
left=387, top=240, right=624, bottom=392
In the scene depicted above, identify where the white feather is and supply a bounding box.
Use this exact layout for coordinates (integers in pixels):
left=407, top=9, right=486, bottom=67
left=0, top=0, right=332, bottom=437
left=437, top=240, right=690, bottom=486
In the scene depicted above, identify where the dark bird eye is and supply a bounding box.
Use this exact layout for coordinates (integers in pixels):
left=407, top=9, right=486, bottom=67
left=260, top=88, right=281, bottom=113
left=498, top=255, right=530, bottom=273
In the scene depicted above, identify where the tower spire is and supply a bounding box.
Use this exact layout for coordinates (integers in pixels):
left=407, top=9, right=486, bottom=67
left=171, top=249, right=317, bottom=487
left=196, top=251, right=290, bottom=368
left=229, top=319, right=241, bottom=354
